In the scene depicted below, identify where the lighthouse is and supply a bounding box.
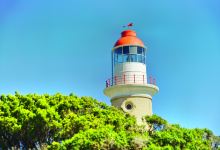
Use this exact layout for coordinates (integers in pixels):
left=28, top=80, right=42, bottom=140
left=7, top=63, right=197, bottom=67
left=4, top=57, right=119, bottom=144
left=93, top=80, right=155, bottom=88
left=104, top=29, right=159, bottom=125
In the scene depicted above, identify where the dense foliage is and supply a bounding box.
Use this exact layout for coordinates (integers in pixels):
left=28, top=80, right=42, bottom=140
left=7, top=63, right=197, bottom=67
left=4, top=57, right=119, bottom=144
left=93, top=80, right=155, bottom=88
left=0, top=92, right=219, bottom=149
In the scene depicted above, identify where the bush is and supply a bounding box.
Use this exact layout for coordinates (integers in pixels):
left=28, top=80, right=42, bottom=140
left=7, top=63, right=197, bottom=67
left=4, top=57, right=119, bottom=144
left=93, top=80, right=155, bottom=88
left=0, top=92, right=218, bottom=149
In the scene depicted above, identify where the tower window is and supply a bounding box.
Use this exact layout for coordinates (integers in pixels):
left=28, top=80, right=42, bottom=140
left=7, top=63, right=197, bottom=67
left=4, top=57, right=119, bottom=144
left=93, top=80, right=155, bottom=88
left=123, top=46, right=129, bottom=54
left=118, top=55, right=123, bottom=63
left=129, top=46, right=137, bottom=54
left=137, top=55, right=142, bottom=63
left=126, top=103, right=133, bottom=110
left=113, top=46, right=146, bottom=65
left=142, top=55, right=145, bottom=63
left=115, top=47, right=122, bottom=54
left=137, top=47, right=143, bottom=54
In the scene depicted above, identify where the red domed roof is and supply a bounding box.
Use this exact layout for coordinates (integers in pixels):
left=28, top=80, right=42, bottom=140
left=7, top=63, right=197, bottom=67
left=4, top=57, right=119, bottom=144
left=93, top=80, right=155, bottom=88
left=114, top=30, right=144, bottom=47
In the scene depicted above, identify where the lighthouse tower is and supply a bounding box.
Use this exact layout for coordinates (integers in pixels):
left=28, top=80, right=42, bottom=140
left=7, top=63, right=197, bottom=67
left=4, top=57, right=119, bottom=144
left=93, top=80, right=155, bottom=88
left=104, top=29, right=159, bottom=125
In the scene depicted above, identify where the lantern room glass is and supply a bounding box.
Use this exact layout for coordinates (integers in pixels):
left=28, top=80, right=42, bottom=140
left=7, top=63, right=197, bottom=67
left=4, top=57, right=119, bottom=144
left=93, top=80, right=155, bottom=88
left=113, top=46, right=146, bottom=65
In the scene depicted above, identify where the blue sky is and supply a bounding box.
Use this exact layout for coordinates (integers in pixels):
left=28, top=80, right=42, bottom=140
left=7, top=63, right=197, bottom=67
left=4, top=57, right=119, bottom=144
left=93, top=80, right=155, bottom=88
left=0, top=0, right=220, bottom=135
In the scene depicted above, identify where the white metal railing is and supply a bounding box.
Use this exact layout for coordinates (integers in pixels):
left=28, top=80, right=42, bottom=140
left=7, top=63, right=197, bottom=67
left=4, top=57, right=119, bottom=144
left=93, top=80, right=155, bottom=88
left=105, top=75, right=156, bottom=87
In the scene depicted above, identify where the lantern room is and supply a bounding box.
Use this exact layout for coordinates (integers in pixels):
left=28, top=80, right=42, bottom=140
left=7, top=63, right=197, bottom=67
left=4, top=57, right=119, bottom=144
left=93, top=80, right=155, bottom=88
left=113, top=45, right=146, bottom=65
left=110, top=30, right=148, bottom=86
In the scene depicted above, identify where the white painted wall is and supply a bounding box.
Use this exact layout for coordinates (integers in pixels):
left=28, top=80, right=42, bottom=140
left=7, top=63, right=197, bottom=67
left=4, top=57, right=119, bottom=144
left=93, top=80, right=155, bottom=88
left=111, top=96, right=152, bottom=125
left=104, top=84, right=159, bottom=100
left=114, top=62, right=147, bottom=84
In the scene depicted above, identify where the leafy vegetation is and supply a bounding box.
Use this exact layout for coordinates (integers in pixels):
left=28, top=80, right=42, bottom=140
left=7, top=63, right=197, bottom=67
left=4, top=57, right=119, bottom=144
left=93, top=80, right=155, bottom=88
left=0, top=92, right=219, bottom=149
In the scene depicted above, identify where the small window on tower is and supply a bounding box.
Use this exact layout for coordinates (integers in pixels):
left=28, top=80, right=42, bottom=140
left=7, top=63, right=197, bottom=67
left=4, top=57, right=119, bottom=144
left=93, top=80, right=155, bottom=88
left=143, top=48, right=146, bottom=55
left=130, top=54, right=137, bottom=62
left=142, top=55, right=145, bottom=63
left=123, top=46, right=129, bottom=54
left=137, top=47, right=143, bottom=54
left=114, top=53, right=117, bottom=63
left=129, top=46, right=137, bottom=54
left=137, top=55, right=142, bottom=63
left=126, top=55, right=132, bottom=62
left=126, top=103, right=133, bottom=110
left=123, top=55, right=128, bottom=62
left=118, top=54, right=123, bottom=63
left=115, top=47, right=122, bottom=54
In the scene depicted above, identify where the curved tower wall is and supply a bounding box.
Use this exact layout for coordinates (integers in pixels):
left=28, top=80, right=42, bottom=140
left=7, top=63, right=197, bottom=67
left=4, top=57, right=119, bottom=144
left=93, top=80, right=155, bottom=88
left=114, top=62, right=147, bottom=84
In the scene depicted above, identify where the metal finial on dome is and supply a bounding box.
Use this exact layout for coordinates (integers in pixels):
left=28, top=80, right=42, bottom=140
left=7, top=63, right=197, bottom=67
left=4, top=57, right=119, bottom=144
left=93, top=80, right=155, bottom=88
left=122, top=22, right=133, bottom=28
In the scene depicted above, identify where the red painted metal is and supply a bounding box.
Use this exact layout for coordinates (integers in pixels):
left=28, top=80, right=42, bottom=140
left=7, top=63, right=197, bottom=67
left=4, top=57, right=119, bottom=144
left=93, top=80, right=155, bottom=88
left=114, top=30, right=144, bottom=47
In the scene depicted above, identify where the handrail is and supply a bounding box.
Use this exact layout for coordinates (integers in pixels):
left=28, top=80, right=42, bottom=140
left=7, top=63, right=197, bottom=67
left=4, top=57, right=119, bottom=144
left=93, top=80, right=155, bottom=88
left=105, top=74, right=157, bottom=87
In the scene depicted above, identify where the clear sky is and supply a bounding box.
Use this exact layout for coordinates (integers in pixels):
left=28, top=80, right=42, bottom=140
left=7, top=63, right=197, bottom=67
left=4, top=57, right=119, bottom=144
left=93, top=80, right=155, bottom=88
left=0, top=0, right=220, bottom=135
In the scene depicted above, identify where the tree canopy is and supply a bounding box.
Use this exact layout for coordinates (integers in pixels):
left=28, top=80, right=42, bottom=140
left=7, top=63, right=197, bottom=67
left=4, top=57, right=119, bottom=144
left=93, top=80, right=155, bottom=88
left=0, top=92, right=219, bottom=149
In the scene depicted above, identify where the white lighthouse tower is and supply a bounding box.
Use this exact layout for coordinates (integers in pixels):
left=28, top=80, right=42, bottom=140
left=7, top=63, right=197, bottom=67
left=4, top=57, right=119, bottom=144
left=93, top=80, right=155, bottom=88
left=104, top=29, right=159, bottom=124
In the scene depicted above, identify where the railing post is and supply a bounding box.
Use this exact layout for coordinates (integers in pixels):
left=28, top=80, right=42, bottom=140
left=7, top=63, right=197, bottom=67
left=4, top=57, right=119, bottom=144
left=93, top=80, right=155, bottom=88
left=108, top=79, right=110, bottom=87
left=153, top=78, right=156, bottom=85
left=149, top=76, right=152, bottom=84
left=106, top=79, right=110, bottom=87
left=114, top=76, right=117, bottom=85
left=134, top=74, right=135, bottom=83
left=123, top=74, right=125, bottom=84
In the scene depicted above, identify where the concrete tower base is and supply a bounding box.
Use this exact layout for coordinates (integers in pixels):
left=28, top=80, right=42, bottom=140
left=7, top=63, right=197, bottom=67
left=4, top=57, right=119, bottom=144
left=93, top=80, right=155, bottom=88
left=111, top=95, right=152, bottom=124
left=104, top=84, right=159, bottom=125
